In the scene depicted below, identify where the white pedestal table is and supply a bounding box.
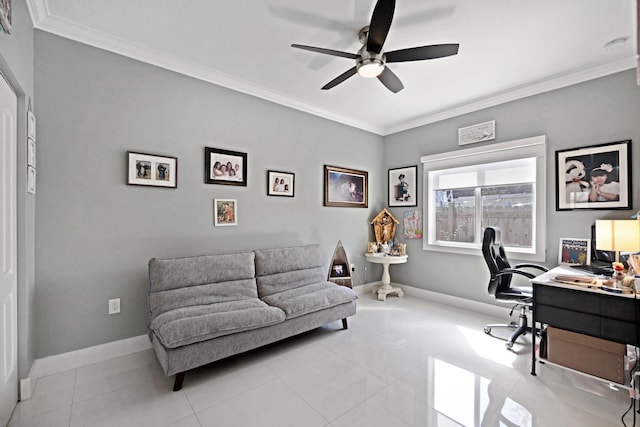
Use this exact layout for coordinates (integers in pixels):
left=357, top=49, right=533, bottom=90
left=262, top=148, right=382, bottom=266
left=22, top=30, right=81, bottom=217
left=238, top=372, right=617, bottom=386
left=365, top=254, right=408, bottom=301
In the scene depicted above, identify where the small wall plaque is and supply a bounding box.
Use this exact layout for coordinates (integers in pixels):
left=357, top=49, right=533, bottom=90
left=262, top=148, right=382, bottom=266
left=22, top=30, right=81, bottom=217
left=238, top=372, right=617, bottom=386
left=458, top=120, right=495, bottom=146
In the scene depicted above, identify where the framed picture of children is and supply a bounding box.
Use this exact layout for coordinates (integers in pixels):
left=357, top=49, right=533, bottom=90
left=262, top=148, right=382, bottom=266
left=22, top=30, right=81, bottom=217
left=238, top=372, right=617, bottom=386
left=127, top=151, right=177, bottom=188
left=556, top=140, right=631, bottom=211
left=205, top=147, right=247, bottom=186
left=388, top=165, right=417, bottom=207
left=267, top=170, right=294, bottom=197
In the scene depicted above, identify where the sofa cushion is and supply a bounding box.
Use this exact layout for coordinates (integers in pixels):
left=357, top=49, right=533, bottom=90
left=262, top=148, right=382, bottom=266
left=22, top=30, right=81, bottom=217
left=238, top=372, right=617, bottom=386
left=151, top=299, right=285, bottom=348
left=254, top=244, right=326, bottom=297
left=149, top=252, right=258, bottom=319
left=261, top=281, right=358, bottom=320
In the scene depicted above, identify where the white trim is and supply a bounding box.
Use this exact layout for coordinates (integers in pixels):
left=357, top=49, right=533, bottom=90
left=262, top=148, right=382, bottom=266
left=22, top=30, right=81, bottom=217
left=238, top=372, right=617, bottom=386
left=386, top=57, right=636, bottom=135
left=20, top=335, right=151, bottom=400
left=354, top=282, right=510, bottom=319
left=30, top=3, right=636, bottom=136
left=421, top=135, right=545, bottom=165
left=19, top=284, right=508, bottom=400
left=31, top=13, right=384, bottom=135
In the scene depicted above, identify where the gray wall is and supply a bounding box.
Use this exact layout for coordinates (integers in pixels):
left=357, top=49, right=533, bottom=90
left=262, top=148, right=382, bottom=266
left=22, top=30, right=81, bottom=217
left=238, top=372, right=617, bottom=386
left=34, top=31, right=383, bottom=358
left=32, top=29, right=640, bottom=359
left=0, top=0, right=36, bottom=380
left=384, top=69, right=640, bottom=305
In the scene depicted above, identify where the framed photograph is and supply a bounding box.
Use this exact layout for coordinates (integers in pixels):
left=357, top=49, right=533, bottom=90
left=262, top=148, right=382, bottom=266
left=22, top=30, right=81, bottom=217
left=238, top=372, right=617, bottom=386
left=556, top=140, right=631, bottom=210
left=388, top=165, right=417, bottom=207
left=403, top=210, right=423, bottom=239
left=267, top=170, right=294, bottom=197
left=27, top=138, right=36, bottom=167
left=214, top=199, right=237, bottom=226
left=330, top=263, right=349, bottom=278
left=558, top=238, right=591, bottom=265
left=27, top=111, right=35, bottom=141
left=27, top=166, right=35, bottom=194
left=205, top=147, right=247, bottom=186
left=324, top=165, right=368, bottom=208
left=0, top=0, right=11, bottom=34
left=127, top=151, right=177, bottom=188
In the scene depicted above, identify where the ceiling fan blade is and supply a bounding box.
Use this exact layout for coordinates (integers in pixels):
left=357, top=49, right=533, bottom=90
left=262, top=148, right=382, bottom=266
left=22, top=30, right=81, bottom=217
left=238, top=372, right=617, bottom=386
left=367, top=0, right=395, bottom=53
left=291, top=44, right=359, bottom=60
left=385, top=44, right=459, bottom=63
left=322, top=67, right=358, bottom=90
left=377, top=67, right=404, bottom=93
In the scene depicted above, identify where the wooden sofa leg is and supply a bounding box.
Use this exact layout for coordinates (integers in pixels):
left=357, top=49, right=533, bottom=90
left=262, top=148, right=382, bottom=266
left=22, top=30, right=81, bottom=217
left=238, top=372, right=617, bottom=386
left=173, top=372, right=186, bottom=391
left=342, top=318, right=348, bottom=330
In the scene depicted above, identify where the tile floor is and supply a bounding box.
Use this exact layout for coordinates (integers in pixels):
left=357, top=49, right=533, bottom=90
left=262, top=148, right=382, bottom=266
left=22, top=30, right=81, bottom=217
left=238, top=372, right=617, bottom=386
left=8, top=293, right=635, bottom=427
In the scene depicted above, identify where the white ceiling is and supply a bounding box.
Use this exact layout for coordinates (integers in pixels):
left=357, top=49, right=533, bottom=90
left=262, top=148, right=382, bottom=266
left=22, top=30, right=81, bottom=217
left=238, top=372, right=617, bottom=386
left=27, top=0, right=637, bottom=135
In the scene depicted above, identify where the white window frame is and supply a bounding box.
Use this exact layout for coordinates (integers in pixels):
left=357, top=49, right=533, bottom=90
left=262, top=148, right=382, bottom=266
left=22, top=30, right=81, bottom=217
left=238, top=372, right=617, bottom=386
left=421, top=136, right=546, bottom=262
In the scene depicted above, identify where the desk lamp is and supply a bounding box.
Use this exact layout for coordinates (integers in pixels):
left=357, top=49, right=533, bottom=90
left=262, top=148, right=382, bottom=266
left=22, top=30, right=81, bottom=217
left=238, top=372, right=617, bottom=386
left=595, top=219, right=640, bottom=263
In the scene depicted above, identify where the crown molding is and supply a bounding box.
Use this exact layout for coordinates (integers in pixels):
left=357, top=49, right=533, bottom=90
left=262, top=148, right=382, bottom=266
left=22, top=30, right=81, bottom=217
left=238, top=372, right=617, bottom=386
left=30, top=2, right=636, bottom=137
left=383, top=56, right=637, bottom=135
left=32, top=11, right=385, bottom=135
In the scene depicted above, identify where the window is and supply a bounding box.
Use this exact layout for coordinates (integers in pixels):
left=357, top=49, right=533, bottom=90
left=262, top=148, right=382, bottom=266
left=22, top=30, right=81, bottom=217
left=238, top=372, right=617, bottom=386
left=422, top=136, right=546, bottom=262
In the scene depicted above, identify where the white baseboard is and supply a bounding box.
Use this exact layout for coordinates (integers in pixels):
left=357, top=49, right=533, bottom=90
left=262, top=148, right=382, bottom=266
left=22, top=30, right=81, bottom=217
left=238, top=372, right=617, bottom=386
left=20, top=284, right=509, bottom=400
left=354, top=282, right=510, bottom=319
left=20, top=334, right=151, bottom=400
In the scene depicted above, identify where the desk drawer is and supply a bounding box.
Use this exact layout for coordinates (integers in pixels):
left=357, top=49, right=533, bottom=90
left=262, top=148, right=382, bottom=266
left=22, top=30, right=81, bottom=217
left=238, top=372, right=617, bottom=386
left=535, top=305, right=600, bottom=336
left=535, top=285, right=600, bottom=314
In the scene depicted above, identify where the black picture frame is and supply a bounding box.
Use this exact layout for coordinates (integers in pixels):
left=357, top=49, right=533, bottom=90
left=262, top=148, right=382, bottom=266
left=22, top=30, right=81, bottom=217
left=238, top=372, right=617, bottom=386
left=388, top=165, right=417, bottom=207
left=324, top=165, right=368, bottom=208
left=205, top=147, right=247, bottom=186
left=556, top=140, right=631, bottom=210
left=267, top=170, right=295, bottom=197
left=127, top=151, right=177, bottom=188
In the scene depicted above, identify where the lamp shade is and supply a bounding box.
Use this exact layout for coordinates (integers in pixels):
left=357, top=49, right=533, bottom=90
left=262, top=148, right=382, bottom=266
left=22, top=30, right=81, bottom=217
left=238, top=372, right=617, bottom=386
left=595, top=219, right=640, bottom=253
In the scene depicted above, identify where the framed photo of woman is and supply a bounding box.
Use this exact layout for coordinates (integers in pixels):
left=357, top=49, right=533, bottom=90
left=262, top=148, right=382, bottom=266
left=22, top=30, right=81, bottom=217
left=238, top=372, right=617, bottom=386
left=556, top=140, right=631, bottom=211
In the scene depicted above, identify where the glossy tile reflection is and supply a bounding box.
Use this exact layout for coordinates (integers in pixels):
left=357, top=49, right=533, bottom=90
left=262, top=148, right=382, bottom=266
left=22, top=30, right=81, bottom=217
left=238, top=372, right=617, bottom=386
left=9, top=294, right=631, bottom=426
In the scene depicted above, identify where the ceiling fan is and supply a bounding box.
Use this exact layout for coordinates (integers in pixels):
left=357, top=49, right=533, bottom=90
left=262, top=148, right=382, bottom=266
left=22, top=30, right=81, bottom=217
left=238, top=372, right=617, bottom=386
left=291, top=0, right=459, bottom=93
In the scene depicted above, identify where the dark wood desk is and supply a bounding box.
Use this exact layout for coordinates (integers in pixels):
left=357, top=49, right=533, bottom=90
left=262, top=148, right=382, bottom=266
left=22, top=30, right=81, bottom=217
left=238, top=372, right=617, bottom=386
left=531, top=266, right=640, bottom=375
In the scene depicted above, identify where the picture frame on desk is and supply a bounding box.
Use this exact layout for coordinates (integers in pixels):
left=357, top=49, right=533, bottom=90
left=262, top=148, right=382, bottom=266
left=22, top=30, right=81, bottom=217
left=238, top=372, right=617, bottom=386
left=558, top=237, right=591, bottom=266
left=556, top=140, right=631, bottom=210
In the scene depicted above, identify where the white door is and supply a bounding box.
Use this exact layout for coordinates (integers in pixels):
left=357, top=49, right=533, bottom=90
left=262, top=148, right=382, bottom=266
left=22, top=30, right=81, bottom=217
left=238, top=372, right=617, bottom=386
left=0, top=73, right=18, bottom=427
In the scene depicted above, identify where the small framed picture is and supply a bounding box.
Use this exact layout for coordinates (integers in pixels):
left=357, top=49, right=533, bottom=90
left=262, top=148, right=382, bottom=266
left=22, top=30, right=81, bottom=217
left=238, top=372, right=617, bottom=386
left=27, top=166, right=36, bottom=194
left=388, top=166, right=417, bottom=207
left=558, top=238, right=591, bottom=265
left=403, top=210, right=422, bottom=239
left=205, top=147, right=247, bottom=186
left=267, top=170, right=294, bottom=197
left=330, top=264, right=348, bottom=278
left=0, top=0, right=12, bottom=34
left=214, top=199, right=237, bottom=226
left=127, top=151, right=177, bottom=188
left=324, top=165, right=368, bottom=208
left=27, top=139, right=36, bottom=167
left=27, top=111, right=35, bottom=141
left=556, top=140, right=631, bottom=210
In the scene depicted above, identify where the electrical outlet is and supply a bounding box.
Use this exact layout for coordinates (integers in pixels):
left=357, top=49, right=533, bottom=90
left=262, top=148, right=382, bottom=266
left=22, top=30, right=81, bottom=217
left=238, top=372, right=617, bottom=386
left=350, top=263, right=356, bottom=272
left=108, top=298, right=121, bottom=315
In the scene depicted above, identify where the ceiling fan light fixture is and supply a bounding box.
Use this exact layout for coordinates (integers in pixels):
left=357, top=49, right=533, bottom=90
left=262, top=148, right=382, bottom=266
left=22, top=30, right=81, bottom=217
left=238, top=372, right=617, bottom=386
left=357, top=58, right=385, bottom=78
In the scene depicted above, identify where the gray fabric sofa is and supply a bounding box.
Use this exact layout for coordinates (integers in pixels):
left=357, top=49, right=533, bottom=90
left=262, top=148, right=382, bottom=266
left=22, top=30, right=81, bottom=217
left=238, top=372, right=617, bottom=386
left=148, top=244, right=358, bottom=391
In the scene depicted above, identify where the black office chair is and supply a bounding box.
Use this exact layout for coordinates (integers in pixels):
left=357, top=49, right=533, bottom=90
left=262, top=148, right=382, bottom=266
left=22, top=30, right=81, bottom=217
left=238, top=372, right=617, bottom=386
left=482, top=226, right=548, bottom=348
